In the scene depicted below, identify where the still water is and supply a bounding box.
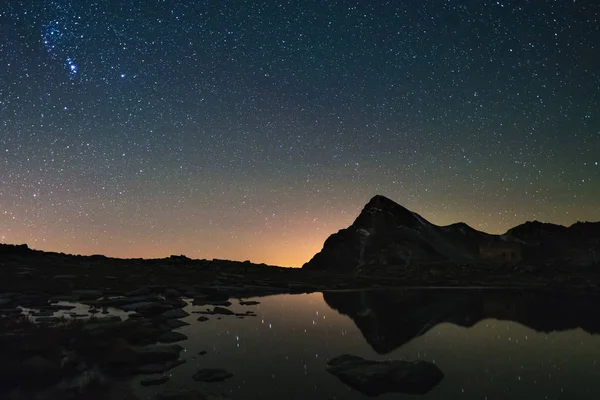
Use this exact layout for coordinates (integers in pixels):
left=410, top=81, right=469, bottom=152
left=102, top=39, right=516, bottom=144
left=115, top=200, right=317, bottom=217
left=136, top=289, right=600, bottom=399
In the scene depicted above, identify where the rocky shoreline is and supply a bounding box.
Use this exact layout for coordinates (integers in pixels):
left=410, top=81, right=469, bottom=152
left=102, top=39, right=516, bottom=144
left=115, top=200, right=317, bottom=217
left=1, top=284, right=260, bottom=400
left=2, top=242, right=599, bottom=399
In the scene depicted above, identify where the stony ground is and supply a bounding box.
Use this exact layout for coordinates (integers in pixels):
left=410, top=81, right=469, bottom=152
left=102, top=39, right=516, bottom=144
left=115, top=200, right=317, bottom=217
left=1, top=243, right=599, bottom=399
left=0, top=245, right=354, bottom=400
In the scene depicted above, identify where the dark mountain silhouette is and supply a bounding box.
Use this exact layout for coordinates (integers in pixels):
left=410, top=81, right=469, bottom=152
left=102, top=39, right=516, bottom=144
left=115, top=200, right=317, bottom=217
left=303, top=195, right=600, bottom=271
left=505, top=221, right=600, bottom=265
left=303, top=195, right=522, bottom=271
left=323, top=289, right=600, bottom=354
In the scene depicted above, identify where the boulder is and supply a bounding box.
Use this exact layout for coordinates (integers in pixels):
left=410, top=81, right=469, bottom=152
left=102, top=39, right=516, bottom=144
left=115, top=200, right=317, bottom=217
left=32, top=310, right=55, bottom=317
left=72, top=290, right=104, bottom=300
left=167, top=299, right=188, bottom=309
left=164, top=289, right=181, bottom=298
left=157, top=331, right=188, bottom=344
left=162, top=319, right=190, bottom=329
left=192, top=299, right=232, bottom=307
left=234, top=311, right=256, bottom=317
left=326, top=355, right=443, bottom=396
left=21, top=356, right=62, bottom=386
left=122, top=301, right=172, bottom=316
left=211, top=307, right=234, bottom=316
left=239, top=300, right=260, bottom=306
left=141, top=375, right=170, bottom=386
left=138, top=359, right=185, bottom=374
left=135, top=344, right=184, bottom=364
left=126, top=288, right=152, bottom=297
left=156, top=390, right=230, bottom=400
left=192, top=368, right=233, bottom=383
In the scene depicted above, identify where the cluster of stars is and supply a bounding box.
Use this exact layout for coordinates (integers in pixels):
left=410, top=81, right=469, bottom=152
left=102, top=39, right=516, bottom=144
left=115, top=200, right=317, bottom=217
left=0, top=0, right=599, bottom=264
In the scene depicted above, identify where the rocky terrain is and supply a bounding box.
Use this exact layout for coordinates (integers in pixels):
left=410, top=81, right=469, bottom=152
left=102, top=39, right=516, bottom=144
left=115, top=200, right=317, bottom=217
left=0, top=243, right=358, bottom=400
left=0, top=281, right=262, bottom=399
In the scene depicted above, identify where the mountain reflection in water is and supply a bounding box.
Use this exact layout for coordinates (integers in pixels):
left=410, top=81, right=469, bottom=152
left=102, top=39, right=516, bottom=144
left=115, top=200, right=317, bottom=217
left=322, top=289, right=600, bottom=354
left=136, top=289, right=600, bottom=400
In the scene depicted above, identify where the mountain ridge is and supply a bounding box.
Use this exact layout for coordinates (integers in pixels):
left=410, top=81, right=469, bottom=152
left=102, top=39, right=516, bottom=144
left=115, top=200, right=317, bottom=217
left=303, top=195, right=600, bottom=270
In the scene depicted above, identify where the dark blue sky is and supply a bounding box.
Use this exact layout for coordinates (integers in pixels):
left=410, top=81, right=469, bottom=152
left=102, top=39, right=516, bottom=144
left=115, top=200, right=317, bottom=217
left=1, top=1, right=599, bottom=266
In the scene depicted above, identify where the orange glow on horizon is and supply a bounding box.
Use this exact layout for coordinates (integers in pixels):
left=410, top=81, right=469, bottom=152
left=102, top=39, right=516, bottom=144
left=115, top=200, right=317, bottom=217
left=3, top=195, right=599, bottom=267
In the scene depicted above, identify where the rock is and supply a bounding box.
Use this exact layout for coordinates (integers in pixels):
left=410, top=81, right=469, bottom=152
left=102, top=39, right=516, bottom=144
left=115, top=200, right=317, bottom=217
left=163, top=319, right=190, bottom=329
left=161, top=309, right=190, bottom=319
left=16, top=294, right=49, bottom=307
left=105, top=341, right=138, bottom=374
left=192, top=368, right=234, bottom=383
left=157, top=331, right=188, bottom=343
left=135, top=344, right=184, bottom=364
left=21, top=356, right=61, bottom=386
left=138, top=359, right=185, bottom=374
left=0, top=307, right=23, bottom=318
left=32, top=310, right=55, bottom=317
left=211, top=307, right=234, bottom=316
left=193, top=299, right=232, bottom=307
left=99, top=295, right=159, bottom=307
left=72, top=289, right=104, bottom=299
left=167, top=298, right=188, bottom=309
left=326, top=355, right=444, bottom=396
left=82, top=316, right=123, bottom=331
left=156, top=390, right=203, bottom=400
left=164, top=289, right=180, bottom=298
left=58, top=366, right=108, bottom=392
left=141, top=375, right=170, bottom=386
left=22, top=355, right=55, bottom=372
left=197, top=316, right=209, bottom=322
left=97, top=315, right=123, bottom=323
left=60, top=350, right=85, bottom=371
left=122, top=301, right=172, bottom=316
left=126, top=288, right=152, bottom=296
left=47, top=303, right=77, bottom=311
left=36, top=316, right=61, bottom=324
left=122, top=301, right=164, bottom=312
left=239, top=300, right=260, bottom=306
left=156, top=390, right=230, bottom=400
left=51, top=295, right=79, bottom=302
left=234, top=311, right=256, bottom=317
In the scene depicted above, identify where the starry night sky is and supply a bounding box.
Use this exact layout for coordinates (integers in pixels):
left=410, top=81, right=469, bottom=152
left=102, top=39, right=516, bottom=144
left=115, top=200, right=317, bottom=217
left=1, top=1, right=599, bottom=266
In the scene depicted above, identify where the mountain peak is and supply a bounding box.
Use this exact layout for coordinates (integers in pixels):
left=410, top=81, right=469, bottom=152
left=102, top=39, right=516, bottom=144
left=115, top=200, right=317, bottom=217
left=366, top=194, right=397, bottom=206
left=364, top=195, right=411, bottom=213
left=356, top=195, right=422, bottom=230
left=303, top=195, right=486, bottom=270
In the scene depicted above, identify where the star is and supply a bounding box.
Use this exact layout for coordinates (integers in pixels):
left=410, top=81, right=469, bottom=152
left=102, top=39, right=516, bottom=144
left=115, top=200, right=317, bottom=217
left=0, top=0, right=597, bottom=266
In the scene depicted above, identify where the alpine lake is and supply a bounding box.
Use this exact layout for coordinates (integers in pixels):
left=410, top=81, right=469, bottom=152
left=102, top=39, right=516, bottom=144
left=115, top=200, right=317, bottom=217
left=10, top=287, right=600, bottom=400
